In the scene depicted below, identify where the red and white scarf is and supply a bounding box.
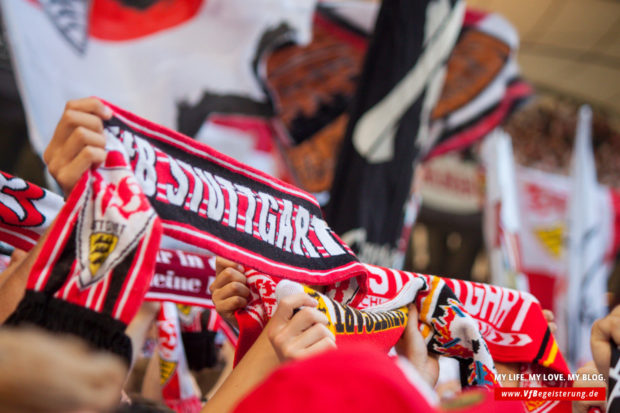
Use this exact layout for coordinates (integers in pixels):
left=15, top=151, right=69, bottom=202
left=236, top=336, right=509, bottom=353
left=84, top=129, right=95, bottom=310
left=5, top=151, right=162, bottom=363
left=0, top=176, right=217, bottom=308
left=235, top=264, right=567, bottom=391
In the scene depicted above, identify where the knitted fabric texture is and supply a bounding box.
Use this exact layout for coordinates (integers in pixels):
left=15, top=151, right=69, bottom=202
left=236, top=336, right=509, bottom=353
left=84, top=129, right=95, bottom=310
left=6, top=153, right=162, bottom=363
left=235, top=269, right=497, bottom=387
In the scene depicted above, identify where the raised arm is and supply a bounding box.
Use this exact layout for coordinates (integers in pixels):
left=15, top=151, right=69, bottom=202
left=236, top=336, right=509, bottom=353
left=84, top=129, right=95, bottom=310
left=203, top=292, right=335, bottom=413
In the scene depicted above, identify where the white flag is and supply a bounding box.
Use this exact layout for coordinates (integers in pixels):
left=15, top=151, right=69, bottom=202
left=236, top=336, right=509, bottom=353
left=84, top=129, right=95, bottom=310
left=481, top=128, right=526, bottom=290
left=565, top=105, right=613, bottom=369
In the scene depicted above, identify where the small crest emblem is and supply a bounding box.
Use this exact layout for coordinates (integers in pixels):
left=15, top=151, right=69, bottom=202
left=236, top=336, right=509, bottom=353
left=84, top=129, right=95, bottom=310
left=159, top=359, right=177, bottom=385
left=534, top=225, right=564, bottom=258
left=88, top=232, right=119, bottom=276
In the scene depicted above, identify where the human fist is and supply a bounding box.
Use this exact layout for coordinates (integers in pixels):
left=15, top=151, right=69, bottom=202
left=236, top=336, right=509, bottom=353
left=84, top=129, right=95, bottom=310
left=44, top=98, right=112, bottom=195
left=267, top=292, right=336, bottom=363
left=209, top=257, right=250, bottom=328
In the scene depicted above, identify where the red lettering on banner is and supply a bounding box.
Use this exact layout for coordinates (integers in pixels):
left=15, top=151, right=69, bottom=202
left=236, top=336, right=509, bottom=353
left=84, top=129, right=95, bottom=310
left=423, top=166, right=477, bottom=196
left=525, top=183, right=567, bottom=214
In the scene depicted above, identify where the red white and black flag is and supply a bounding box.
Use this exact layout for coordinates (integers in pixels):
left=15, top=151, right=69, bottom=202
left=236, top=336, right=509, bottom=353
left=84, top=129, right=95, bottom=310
left=326, top=0, right=465, bottom=268
left=425, top=10, right=532, bottom=159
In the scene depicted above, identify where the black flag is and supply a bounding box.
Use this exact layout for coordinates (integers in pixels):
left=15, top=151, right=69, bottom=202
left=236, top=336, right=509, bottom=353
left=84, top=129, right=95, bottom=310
left=326, top=0, right=465, bottom=267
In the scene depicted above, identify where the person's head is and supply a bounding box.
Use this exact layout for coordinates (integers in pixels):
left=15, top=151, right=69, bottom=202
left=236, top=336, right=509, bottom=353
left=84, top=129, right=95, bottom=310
left=0, top=327, right=127, bottom=413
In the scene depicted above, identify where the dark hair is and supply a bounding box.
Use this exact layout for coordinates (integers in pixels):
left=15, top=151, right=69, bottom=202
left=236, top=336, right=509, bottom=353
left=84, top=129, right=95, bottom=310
left=114, top=396, right=174, bottom=413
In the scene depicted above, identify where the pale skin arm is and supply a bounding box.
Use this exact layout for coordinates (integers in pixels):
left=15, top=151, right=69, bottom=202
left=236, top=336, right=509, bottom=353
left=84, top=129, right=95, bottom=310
left=0, top=248, right=29, bottom=322
left=141, top=351, right=164, bottom=402
left=0, top=249, right=26, bottom=289
left=125, top=301, right=161, bottom=367
left=202, top=326, right=278, bottom=413
left=572, top=361, right=606, bottom=413
left=202, top=293, right=336, bottom=413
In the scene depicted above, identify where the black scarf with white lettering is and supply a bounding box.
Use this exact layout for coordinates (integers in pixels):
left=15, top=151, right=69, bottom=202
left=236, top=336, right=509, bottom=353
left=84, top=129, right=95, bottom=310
left=102, top=100, right=367, bottom=286
left=325, top=0, right=464, bottom=268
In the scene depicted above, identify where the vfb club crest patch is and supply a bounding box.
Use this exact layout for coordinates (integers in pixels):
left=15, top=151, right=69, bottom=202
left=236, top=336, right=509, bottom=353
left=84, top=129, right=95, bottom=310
left=77, top=162, right=155, bottom=289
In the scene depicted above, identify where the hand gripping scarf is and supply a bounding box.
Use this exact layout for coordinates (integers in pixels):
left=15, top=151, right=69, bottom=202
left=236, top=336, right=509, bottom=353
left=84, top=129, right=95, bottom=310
left=5, top=152, right=162, bottom=363
left=235, top=264, right=570, bottom=394
left=235, top=267, right=498, bottom=388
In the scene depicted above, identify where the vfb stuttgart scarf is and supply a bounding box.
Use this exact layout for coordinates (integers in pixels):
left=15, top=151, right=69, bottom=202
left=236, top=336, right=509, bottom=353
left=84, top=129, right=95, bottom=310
left=102, top=99, right=365, bottom=284
left=0, top=173, right=216, bottom=309
left=5, top=151, right=162, bottom=363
